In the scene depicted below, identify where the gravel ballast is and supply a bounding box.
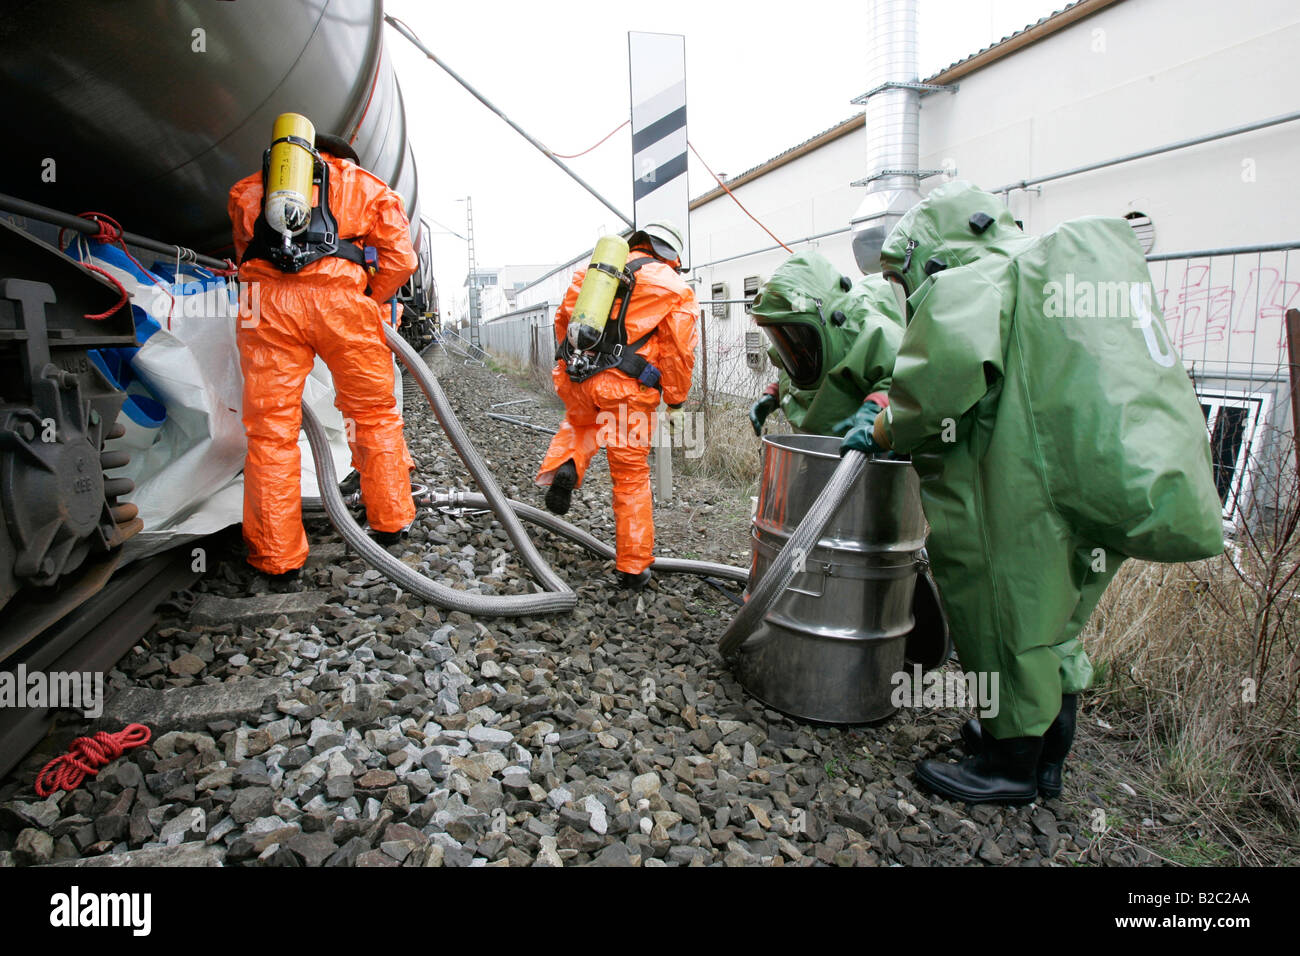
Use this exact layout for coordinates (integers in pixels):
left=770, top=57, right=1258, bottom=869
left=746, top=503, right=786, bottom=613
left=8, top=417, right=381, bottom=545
left=0, top=347, right=1144, bottom=867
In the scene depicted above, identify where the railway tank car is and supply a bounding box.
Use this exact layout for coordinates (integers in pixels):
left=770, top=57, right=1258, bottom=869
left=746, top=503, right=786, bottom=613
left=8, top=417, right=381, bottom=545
left=0, top=0, right=435, bottom=631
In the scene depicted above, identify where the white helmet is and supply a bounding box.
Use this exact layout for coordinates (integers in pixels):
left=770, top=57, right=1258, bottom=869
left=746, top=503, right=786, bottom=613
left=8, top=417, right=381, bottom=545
left=635, top=219, right=685, bottom=264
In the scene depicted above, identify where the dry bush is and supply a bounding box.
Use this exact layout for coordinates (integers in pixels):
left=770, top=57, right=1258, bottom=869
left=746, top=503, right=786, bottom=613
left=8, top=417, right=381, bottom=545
left=1083, top=435, right=1300, bottom=862
left=680, top=399, right=795, bottom=490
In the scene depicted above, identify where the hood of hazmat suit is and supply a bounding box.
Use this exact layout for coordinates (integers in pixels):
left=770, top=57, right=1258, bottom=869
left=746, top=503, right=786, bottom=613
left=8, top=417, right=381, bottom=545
left=877, top=180, right=1224, bottom=738
left=752, top=252, right=904, bottom=435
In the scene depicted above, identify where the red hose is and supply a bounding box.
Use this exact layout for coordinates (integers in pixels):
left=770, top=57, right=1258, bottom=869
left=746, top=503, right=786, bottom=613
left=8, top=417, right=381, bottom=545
left=34, top=724, right=152, bottom=797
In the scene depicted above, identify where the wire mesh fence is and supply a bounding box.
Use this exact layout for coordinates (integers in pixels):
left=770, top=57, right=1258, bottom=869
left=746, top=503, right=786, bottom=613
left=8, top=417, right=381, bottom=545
left=1146, top=242, right=1300, bottom=533
left=473, top=246, right=1300, bottom=517
left=477, top=303, right=553, bottom=370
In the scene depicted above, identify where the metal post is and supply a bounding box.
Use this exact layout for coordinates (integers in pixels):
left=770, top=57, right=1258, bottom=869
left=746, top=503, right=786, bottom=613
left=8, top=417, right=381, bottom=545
left=462, top=196, right=482, bottom=349
left=1286, top=309, right=1300, bottom=477
left=698, top=306, right=710, bottom=439
left=654, top=403, right=673, bottom=503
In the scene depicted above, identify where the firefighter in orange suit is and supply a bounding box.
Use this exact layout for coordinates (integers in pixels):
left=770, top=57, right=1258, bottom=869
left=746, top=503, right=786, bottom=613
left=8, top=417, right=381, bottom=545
left=229, top=130, right=418, bottom=587
left=537, top=221, right=698, bottom=589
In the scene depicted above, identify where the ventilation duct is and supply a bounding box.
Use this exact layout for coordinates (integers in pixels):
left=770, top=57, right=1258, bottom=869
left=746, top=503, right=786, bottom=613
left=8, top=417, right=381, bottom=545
left=850, top=0, right=923, bottom=274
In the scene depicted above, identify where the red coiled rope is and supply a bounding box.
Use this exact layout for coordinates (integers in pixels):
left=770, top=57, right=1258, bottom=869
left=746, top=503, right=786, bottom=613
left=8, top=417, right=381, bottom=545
left=34, top=724, right=152, bottom=797
left=62, top=211, right=176, bottom=327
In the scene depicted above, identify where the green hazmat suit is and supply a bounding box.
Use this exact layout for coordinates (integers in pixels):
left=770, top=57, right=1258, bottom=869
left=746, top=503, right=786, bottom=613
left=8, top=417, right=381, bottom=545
left=751, top=251, right=905, bottom=435
left=878, top=180, right=1225, bottom=739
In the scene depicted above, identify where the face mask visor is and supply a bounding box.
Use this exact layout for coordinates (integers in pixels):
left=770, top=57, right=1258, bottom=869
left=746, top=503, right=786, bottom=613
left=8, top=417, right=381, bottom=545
left=764, top=321, right=824, bottom=390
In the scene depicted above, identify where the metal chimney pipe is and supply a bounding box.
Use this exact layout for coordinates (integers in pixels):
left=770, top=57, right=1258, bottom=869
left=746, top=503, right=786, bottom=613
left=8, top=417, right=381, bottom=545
left=850, top=0, right=923, bottom=274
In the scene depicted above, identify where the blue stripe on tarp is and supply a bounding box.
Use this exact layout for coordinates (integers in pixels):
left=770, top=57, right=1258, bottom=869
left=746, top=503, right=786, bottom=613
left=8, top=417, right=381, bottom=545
left=65, top=239, right=159, bottom=285
left=130, top=305, right=160, bottom=345
left=87, top=349, right=167, bottom=428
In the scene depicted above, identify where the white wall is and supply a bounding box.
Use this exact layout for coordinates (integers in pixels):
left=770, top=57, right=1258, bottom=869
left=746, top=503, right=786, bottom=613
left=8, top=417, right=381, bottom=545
left=685, top=0, right=1300, bottom=402
left=920, top=0, right=1300, bottom=247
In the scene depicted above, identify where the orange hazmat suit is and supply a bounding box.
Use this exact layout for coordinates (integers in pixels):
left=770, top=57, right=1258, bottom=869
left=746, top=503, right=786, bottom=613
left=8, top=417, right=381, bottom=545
left=536, top=252, right=698, bottom=574
left=229, top=151, right=418, bottom=575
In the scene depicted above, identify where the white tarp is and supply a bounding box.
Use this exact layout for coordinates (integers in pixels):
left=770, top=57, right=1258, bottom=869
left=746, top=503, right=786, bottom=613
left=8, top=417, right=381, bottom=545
left=68, top=238, right=358, bottom=561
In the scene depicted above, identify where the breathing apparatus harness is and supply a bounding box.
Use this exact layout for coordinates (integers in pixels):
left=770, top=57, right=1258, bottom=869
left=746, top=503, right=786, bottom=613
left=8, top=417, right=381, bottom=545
left=557, top=256, right=664, bottom=391
left=241, top=137, right=367, bottom=274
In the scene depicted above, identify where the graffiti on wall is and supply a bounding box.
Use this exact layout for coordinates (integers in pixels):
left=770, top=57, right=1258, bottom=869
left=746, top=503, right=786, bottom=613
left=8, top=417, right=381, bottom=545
left=1152, top=252, right=1300, bottom=368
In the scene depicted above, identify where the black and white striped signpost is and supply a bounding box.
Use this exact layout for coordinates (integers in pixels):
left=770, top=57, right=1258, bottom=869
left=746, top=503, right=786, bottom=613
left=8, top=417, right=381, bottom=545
left=628, top=31, right=689, bottom=502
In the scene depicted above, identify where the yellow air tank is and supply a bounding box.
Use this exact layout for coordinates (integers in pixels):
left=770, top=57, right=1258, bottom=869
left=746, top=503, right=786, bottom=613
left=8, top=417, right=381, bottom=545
left=264, top=112, right=317, bottom=238
left=568, top=234, right=630, bottom=350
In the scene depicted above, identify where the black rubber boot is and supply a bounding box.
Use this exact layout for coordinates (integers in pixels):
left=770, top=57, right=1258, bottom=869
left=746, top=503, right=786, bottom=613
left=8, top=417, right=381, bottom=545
left=369, top=528, right=405, bottom=547
left=959, top=693, right=1078, bottom=798
left=915, top=733, right=1043, bottom=805
left=1035, top=694, right=1077, bottom=798
left=545, top=460, right=578, bottom=516
left=618, top=568, right=652, bottom=590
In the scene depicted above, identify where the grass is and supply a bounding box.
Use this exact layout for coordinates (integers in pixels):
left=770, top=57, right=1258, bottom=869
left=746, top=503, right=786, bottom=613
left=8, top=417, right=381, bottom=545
left=1166, top=835, right=1235, bottom=866
left=679, top=398, right=794, bottom=491
left=1075, top=528, right=1300, bottom=864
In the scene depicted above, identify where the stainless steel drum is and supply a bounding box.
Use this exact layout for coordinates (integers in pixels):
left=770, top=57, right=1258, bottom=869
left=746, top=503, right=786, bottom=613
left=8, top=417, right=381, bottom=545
left=733, top=433, right=945, bottom=723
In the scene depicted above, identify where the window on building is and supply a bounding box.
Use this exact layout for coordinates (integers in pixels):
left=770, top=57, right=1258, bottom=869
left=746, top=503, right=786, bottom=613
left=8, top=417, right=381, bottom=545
left=711, top=281, right=729, bottom=320
left=744, top=276, right=762, bottom=314
left=1198, top=389, right=1269, bottom=523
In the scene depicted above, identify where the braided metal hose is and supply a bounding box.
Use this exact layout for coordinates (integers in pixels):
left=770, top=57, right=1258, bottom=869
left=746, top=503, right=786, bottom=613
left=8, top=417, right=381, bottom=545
left=385, top=324, right=574, bottom=596
left=301, top=401, right=576, bottom=616
left=436, top=491, right=748, bottom=584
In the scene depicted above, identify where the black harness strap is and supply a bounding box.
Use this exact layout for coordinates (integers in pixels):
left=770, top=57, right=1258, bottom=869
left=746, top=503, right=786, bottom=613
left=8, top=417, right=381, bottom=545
left=558, top=257, right=664, bottom=390
left=241, top=149, right=367, bottom=273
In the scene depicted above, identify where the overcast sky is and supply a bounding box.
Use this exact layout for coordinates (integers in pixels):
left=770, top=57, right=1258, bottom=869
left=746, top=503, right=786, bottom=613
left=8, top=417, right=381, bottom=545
left=385, top=0, right=1067, bottom=302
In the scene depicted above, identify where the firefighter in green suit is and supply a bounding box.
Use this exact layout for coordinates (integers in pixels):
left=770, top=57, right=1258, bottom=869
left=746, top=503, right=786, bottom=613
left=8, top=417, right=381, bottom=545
left=748, top=251, right=904, bottom=437
left=839, top=180, right=1225, bottom=804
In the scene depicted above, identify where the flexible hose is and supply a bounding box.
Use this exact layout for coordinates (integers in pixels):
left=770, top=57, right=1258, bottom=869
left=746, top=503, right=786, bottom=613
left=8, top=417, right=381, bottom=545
left=717, top=448, right=868, bottom=659
left=302, top=328, right=746, bottom=617
left=437, top=491, right=748, bottom=584
left=302, top=402, right=576, bottom=615
left=385, top=324, right=572, bottom=596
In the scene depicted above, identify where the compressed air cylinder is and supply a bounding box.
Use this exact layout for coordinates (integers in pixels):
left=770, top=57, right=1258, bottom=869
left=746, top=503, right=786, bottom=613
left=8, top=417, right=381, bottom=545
left=568, top=234, right=630, bottom=350
left=264, top=112, right=317, bottom=237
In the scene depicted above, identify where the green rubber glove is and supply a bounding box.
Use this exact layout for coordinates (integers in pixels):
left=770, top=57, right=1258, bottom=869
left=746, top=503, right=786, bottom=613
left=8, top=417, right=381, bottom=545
left=749, top=384, right=781, bottom=436
left=834, top=400, right=884, bottom=456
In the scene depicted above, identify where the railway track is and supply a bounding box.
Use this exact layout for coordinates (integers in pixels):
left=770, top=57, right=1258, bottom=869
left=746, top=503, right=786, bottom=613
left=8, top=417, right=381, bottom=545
left=0, top=547, right=200, bottom=779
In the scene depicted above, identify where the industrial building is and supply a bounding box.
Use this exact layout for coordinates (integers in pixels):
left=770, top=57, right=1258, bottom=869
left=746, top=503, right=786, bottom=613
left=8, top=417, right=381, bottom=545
left=494, top=0, right=1300, bottom=527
